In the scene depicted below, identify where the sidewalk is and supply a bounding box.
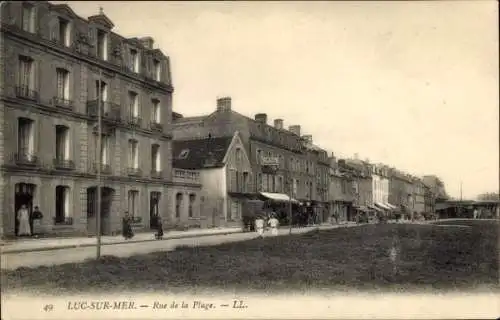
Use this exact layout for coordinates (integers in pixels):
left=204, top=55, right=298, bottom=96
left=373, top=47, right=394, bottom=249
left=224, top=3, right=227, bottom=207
left=0, top=227, right=243, bottom=254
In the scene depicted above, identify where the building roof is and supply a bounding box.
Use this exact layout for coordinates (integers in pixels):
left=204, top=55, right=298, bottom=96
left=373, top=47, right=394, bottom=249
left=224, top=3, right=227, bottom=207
left=172, top=136, right=233, bottom=170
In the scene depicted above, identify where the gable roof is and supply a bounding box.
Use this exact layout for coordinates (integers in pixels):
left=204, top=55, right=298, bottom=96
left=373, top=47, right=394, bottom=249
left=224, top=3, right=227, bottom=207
left=172, top=136, right=233, bottom=170
left=51, top=4, right=78, bottom=18
left=88, top=12, right=115, bottom=29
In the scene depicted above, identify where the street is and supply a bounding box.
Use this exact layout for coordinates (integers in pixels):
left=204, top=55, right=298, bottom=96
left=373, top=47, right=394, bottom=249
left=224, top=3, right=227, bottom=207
left=1, top=226, right=329, bottom=270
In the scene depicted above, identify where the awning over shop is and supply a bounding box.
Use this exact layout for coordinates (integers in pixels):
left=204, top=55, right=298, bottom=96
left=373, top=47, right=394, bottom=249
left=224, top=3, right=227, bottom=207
left=386, top=203, right=398, bottom=210
left=375, top=202, right=392, bottom=210
left=259, top=192, right=299, bottom=204
left=368, top=204, right=383, bottom=212
left=354, top=205, right=369, bottom=212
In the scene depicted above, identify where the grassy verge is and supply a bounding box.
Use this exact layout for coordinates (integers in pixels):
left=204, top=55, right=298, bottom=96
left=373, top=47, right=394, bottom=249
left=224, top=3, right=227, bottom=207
left=2, top=220, right=498, bottom=295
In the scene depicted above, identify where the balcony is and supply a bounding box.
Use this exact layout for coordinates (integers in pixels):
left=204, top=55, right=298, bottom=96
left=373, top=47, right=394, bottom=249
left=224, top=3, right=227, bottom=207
left=53, top=158, right=75, bottom=170
left=91, top=162, right=112, bottom=175
left=15, top=86, right=39, bottom=101
left=173, top=168, right=200, bottom=184
left=52, top=96, right=74, bottom=110
left=86, top=100, right=121, bottom=123
left=13, top=152, right=40, bottom=167
left=126, top=167, right=142, bottom=177
left=150, top=121, right=163, bottom=132
left=127, top=115, right=142, bottom=128
left=151, top=169, right=163, bottom=179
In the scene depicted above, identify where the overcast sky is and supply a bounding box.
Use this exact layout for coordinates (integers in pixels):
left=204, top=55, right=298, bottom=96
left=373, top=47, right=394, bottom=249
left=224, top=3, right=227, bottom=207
left=56, top=1, right=499, bottom=199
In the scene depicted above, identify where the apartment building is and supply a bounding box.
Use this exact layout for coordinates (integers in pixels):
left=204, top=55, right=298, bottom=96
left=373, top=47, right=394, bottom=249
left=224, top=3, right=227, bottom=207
left=338, top=158, right=373, bottom=219
left=328, top=155, right=355, bottom=222
left=173, top=97, right=329, bottom=221
left=0, top=2, right=198, bottom=237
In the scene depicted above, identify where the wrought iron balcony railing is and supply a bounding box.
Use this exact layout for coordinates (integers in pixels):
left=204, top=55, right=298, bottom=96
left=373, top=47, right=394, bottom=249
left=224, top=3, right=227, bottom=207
left=92, top=162, right=112, bottom=174
left=53, top=158, right=75, bottom=170
left=14, top=152, right=39, bottom=166
left=127, top=115, right=142, bottom=127
left=52, top=96, right=74, bottom=110
left=126, top=167, right=142, bottom=177
left=151, top=169, right=163, bottom=179
left=150, top=121, right=163, bottom=132
left=86, top=100, right=122, bottom=123
left=15, top=85, right=39, bottom=101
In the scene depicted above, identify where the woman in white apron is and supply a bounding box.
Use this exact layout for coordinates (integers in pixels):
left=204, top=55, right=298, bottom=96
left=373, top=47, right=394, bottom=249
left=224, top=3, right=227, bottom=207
left=17, top=205, right=31, bottom=236
left=268, top=214, right=279, bottom=236
left=255, top=215, right=265, bottom=238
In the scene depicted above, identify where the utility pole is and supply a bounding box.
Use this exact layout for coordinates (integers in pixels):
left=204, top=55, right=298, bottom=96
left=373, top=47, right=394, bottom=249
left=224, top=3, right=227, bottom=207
left=96, top=70, right=102, bottom=259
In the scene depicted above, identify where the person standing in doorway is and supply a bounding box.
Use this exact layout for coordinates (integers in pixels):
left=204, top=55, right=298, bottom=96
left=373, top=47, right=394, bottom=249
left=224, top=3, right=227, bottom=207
left=268, top=214, right=279, bottom=236
left=17, top=204, right=31, bottom=237
left=255, top=215, right=265, bottom=238
left=155, top=216, right=164, bottom=240
left=122, top=211, right=134, bottom=239
left=32, top=206, right=43, bottom=237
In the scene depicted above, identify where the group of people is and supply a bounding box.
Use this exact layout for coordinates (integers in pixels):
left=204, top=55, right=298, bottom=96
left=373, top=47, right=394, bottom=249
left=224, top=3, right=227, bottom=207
left=16, top=204, right=43, bottom=237
left=254, top=211, right=280, bottom=238
left=122, top=212, right=164, bottom=240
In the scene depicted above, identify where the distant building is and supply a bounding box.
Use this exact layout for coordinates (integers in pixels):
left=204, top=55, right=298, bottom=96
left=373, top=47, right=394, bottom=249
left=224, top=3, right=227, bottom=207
left=328, top=155, right=355, bottom=222
left=422, top=175, right=449, bottom=201
left=172, top=131, right=252, bottom=228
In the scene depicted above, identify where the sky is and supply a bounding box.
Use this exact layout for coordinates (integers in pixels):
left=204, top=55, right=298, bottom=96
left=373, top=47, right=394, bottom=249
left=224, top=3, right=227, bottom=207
left=55, top=1, right=499, bottom=199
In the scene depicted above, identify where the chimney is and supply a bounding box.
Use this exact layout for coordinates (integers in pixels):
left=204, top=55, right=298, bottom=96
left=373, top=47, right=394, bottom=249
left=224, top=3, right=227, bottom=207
left=302, top=135, right=313, bottom=144
left=216, top=97, right=232, bottom=112
left=288, top=125, right=301, bottom=136
left=139, top=36, right=154, bottom=49
left=274, top=119, right=284, bottom=130
left=255, top=113, right=267, bottom=123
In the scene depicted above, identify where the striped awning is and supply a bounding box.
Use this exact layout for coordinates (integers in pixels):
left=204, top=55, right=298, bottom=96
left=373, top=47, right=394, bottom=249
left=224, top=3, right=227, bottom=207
left=386, top=203, right=398, bottom=210
left=368, top=204, right=383, bottom=212
left=375, top=202, right=392, bottom=210
left=259, top=192, right=299, bottom=204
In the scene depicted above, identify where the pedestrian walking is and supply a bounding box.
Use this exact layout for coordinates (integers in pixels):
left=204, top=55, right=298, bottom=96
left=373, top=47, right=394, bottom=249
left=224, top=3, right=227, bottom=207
left=122, top=211, right=134, bottom=239
left=155, top=216, right=164, bottom=240
left=268, top=214, right=279, bottom=236
left=255, top=215, right=265, bottom=238
left=31, top=206, right=43, bottom=237
left=17, top=205, right=31, bottom=237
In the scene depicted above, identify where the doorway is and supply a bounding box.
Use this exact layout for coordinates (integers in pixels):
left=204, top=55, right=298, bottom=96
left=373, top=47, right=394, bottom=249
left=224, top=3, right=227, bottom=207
left=86, top=186, right=114, bottom=235
left=14, top=183, right=36, bottom=236
left=150, top=192, right=161, bottom=229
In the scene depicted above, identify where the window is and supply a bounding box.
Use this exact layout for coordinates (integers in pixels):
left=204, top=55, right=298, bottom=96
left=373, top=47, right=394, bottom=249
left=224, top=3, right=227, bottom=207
left=95, top=80, right=108, bottom=101
left=153, top=59, right=161, bottom=81
left=188, top=194, right=196, bottom=218
left=235, top=148, right=242, bottom=166
left=128, top=91, right=139, bottom=118
left=293, top=179, right=298, bottom=197
left=127, top=190, right=139, bottom=218
left=230, top=200, right=240, bottom=221
left=150, top=192, right=161, bottom=227
left=128, top=139, right=139, bottom=169
left=256, top=149, right=262, bottom=164
left=22, top=4, right=35, bottom=33
left=178, top=149, right=189, bottom=159
left=175, top=193, right=183, bottom=218
left=243, top=172, right=249, bottom=193
left=130, top=49, right=139, bottom=73
left=56, top=68, right=70, bottom=100
left=152, top=99, right=161, bottom=123
left=257, top=173, right=262, bottom=192
left=55, top=125, right=70, bottom=161
left=18, top=56, right=35, bottom=94
left=17, top=118, right=35, bottom=160
left=278, top=176, right=283, bottom=193
left=151, top=144, right=160, bottom=172
left=58, top=17, right=70, bottom=46
left=96, top=134, right=109, bottom=165
left=96, top=29, right=108, bottom=60
left=55, top=186, right=71, bottom=224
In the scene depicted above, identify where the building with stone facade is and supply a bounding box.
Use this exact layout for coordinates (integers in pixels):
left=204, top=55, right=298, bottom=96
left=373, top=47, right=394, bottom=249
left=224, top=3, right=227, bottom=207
left=328, top=155, right=356, bottom=222
left=173, top=97, right=330, bottom=223
left=337, top=158, right=373, bottom=219
left=0, top=1, right=200, bottom=237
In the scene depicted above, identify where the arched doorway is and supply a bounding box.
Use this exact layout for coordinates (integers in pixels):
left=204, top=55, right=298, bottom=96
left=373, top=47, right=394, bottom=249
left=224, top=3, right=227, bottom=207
left=86, top=186, right=114, bottom=235
left=14, top=183, right=36, bottom=236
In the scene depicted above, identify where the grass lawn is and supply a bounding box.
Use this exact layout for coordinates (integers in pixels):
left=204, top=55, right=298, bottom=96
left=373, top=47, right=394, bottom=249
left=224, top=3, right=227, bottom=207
left=2, top=220, right=498, bottom=295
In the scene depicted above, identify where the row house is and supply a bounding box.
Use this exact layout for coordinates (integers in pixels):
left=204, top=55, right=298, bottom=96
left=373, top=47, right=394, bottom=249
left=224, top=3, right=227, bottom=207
left=0, top=2, right=197, bottom=237
left=411, top=176, right=426, bottom=216
left=173, top=97, right=328, bottom=221
left=338, top=158, right=373, bottom=217
left=328, top=155, right=356, bottom=222
left=172, top=132, right=252, bottom=228
left=370, top=163, right=395, bottom=212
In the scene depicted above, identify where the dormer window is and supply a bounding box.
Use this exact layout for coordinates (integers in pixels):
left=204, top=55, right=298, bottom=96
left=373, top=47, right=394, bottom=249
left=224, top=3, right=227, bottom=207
left=96, top=29, right=108, bottom=60
left=130, top=49, right=139, bottom=73
left=22, top=4, right=36, bottom=33
left=58, top=17, right=70, bottom=47
left=153, top=59, right=161, bottom=81
left=178, top=149, right=189, bottom=159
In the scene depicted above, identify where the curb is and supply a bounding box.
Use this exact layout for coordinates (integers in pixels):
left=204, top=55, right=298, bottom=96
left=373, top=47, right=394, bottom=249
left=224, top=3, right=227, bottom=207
left=1, top=230, right=244, bottom=255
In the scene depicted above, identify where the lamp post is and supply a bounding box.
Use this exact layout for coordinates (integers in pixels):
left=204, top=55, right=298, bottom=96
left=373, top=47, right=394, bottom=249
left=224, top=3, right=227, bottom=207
left=96, top=70, right=102, bottom=259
